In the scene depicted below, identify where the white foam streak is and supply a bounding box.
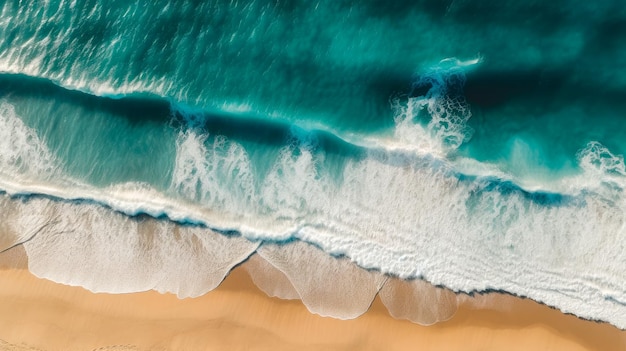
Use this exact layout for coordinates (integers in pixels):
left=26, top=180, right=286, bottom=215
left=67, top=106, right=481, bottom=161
left=0, top=101, right=58, bottom=178
left=578, top=141, right=626, bottom=178
left=3, top=116, right=623, bottom=325
left=261, top=140, right=327, bottom=221
left=393, top=60, right=474, bottom=152
left=254, top=140, right=626, bottom=327
left=172, top=130, right=256, bottom=212
left=0, top=88, right=625, bottom=327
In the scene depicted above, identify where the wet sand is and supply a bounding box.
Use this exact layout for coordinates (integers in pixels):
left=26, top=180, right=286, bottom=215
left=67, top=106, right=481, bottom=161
left=0, top=246, right=624, bottom=351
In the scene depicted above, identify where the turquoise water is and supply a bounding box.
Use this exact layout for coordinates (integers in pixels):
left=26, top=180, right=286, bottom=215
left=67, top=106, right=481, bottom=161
left=3, top=1, right=626, bottom=177
left=1, top=0, right=626, bottom=328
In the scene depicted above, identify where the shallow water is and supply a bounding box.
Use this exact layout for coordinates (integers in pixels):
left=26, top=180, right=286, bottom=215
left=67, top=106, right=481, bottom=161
left=0, top=0, right=625, bottom=328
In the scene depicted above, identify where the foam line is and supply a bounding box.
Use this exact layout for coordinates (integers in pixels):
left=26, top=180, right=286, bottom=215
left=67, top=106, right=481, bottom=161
left=379, top=277, right=458, bottom=325
left=0, top=72, right=622, bottom=197
left=242, top=253, right=300, bottom=300
left=257, top=241, right=387, bottom=319
left=17, top=194, right=260, bottom=298
left=0, top=71, right=625, bottom=329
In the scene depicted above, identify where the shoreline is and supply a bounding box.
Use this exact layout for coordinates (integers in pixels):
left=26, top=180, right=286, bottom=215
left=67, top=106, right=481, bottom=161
left=1, top=246, right=625, bottom=351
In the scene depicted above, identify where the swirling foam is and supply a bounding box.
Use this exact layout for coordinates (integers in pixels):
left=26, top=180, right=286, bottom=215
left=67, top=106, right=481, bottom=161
left=0, top=86, right=624, bottom=328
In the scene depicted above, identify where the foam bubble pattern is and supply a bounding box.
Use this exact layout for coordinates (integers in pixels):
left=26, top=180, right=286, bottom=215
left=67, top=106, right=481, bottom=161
left=0, top=101, right=58, bottom=178
left=16, top=195, right=259, bottom=298
left=0, top=94, right=624, bottom=327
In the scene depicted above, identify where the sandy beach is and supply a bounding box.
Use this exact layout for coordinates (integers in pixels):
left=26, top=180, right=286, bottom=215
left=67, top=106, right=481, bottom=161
left=0, top=245, right=624, bottom=351
left=3, top=2, right=626, bottom=350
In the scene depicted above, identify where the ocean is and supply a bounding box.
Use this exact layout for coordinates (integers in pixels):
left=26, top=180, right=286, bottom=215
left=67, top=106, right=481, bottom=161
left=0, top=0, right=625, bottom=328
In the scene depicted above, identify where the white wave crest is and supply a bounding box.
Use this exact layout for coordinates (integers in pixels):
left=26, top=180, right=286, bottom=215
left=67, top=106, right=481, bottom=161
left=172, top=130, right=256, bottom=210
left=391, top=59, right=475, bottom=155
left=0, top=97, right=625, bottom=329
left=0, top=101, right=58, bottom=178
left=578, top=141, right=626, bottom=177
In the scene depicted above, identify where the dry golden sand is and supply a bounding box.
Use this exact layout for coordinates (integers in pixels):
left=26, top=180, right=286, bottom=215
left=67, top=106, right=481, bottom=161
left=0, top=245, right=625, bottom=351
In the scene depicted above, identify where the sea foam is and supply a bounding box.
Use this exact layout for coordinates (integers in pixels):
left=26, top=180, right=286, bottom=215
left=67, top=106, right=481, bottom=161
left=0, top=101, right=58, bottom=178
left=0, top=73, right=624, bottom=328
left=1, top=0, right=626, bottom=332
left=16, top=193, right=259, bottom=298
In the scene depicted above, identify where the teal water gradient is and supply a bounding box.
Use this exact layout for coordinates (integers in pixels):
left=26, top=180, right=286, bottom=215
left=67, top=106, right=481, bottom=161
left=2, top=1, right=625, bottom=180
left=1, top=0, right=626, bottom=328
